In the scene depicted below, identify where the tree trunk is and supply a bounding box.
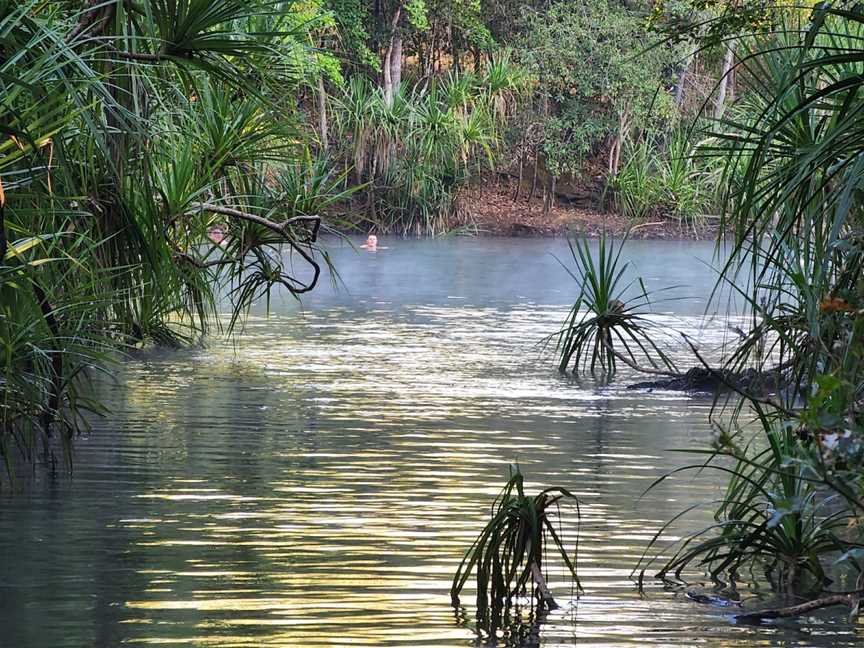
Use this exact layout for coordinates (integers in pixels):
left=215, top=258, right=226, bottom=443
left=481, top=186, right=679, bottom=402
left=427, top=32, right=436, bottom=76
left=714, top=42, right=735, bottom=119
left=513, top=152, right=524, bottom=202
left=609, top=112, right=630, bottom=177
left=390, top=31, right=402, bottom=95
left=317, top=75, right=329, bottom=152
left=530, top=151, right=539, bottom=200
left=674, top=50, right=694, bottom=106
left=449, top=16, right=458, bottom=73
left=383, top=49, right=392, bottom=105
left=382, top=5, right=402, bottom=106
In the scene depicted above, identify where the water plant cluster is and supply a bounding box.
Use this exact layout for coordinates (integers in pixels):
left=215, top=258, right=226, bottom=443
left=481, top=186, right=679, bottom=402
left=450, top=466, right=581, bottom=630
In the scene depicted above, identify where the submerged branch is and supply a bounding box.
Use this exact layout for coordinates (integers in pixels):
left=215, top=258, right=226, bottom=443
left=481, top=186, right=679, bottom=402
left=683, top=336, right=798, bottom=417
left=736, top=592, right=861, bottom=623
left=611, top=349, right=681, bottom=378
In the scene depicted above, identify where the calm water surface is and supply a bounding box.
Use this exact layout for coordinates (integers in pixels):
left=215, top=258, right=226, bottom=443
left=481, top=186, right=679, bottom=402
left=1, top=238, right=861, bottom=647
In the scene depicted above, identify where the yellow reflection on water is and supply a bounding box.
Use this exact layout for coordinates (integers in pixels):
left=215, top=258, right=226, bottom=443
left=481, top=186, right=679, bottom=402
left=94, top=307, right=861, bottom=647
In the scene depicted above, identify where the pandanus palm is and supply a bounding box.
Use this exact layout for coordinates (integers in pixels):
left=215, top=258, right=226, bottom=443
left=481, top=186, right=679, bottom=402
left=451, top=466, right=582, bottom=628
left=642, top=6, right=864, bottom=595
left=0, top=0, right=335, bottom=473
left=554, top=234, right=677, bottom=376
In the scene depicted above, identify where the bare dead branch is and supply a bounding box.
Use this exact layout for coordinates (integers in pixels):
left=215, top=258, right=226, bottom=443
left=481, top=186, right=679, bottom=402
left=183, top=202, right=322, bottom=295
left=612, top=349, right=682, bottom=378
left=69, top=0, right=117, bottom=43
left=736, top=592, right=860, bottom=623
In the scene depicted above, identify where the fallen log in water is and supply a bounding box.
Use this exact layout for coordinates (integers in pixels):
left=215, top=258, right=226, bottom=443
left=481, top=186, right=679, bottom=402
left=627, top=366, right=780, bottom=393
left=735, top=592, right=861, bottom=623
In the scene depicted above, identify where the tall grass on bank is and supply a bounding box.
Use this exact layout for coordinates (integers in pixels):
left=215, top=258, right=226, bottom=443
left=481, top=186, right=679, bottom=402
left=611, top=131, right=718, bottom=230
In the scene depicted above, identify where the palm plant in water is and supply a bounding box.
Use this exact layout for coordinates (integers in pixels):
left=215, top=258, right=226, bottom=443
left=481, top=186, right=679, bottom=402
left=634, top=6, right=864, bottom=608
left=451, top=466, right=582, bottom=630
left=554, top=234, right=676, bottom=376
left=639, top=420, right=855, bottom=593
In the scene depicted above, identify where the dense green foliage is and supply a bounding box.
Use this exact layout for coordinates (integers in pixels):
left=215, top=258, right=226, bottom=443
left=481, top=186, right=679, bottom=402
left=0, top=0, right=342, bottom=471
left=672, top=4, right=864, bottom=591
left=611, top=132, right=719, bottom=227
left=514, top=1, right=681, bottom=178
left=314, top=0, right=736, bottom=229
left=558, top=2, right=864, bottom=603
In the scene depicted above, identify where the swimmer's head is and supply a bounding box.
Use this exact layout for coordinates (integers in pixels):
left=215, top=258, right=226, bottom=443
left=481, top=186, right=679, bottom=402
left=208, top=226, right=226, bottom=245
left=366, top=234, right=378, bottom=247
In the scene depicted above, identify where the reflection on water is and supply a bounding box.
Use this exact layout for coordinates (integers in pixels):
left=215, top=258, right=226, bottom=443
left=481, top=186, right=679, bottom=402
left=1, top=238, right=861, bottom=647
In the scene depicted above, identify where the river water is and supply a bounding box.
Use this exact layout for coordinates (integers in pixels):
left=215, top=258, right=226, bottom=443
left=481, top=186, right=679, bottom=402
left=1, top=237, right=861, bottom=647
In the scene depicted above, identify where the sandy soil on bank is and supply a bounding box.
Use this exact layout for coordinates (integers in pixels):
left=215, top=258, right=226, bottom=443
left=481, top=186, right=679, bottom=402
left=452, top=182, right=718, bottom=240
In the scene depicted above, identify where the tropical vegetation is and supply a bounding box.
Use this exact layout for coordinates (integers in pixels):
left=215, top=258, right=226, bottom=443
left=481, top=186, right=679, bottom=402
left=0, top=0, right=339, bottom=472
left=3, top=0, right=744, bottom=475
left=555, top=0, right=864, bottom=614
left=9, top=0, right=864, bottom=630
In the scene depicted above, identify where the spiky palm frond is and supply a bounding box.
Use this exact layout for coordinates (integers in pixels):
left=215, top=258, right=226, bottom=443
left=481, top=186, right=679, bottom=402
left=553, top=234, right=678, bottom=376
left=451, top=466, right=581, bottom=628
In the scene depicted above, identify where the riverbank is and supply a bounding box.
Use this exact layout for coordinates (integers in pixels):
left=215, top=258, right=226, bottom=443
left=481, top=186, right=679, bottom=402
left=450, top=182, right=719, bottom=239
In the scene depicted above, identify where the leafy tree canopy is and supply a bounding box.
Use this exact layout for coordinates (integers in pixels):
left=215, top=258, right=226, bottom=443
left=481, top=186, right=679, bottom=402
left=516, top=0, right=681, bottom=176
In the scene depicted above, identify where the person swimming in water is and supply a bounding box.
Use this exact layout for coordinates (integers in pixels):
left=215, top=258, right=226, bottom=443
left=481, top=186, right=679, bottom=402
left=360, top=234, right=383, bottom=251
left=360, top=234, right=388, bottom=252
left=207, top=225, right=228, bottom=246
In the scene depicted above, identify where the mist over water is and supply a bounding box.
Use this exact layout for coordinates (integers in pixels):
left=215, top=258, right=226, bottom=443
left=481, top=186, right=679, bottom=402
left=1, top=237, right=860, bottom=646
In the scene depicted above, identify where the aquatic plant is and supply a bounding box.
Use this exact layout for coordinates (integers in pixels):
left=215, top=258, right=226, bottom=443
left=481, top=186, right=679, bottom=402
left=451, top=466, right=581, bottom=627
left=638, top=420, right=857, bottom=591
left=553, top=234, right=677, bottom=376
